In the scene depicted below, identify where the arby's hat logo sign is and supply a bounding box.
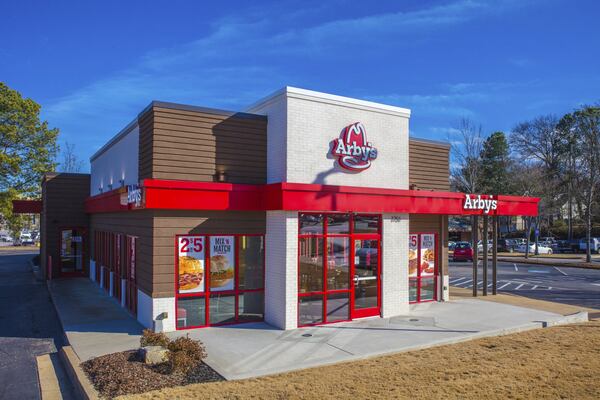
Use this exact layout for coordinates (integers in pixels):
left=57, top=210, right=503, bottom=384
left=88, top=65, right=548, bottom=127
left=330, top=122, right=378, bottom=172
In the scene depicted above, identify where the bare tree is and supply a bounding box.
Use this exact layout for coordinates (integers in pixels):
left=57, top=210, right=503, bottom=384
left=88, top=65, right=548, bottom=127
left=450, top=118, right=484, bottom=193
left=571, top=106, right=600, bottom=262
left=60, top=142, right=84, bottom=173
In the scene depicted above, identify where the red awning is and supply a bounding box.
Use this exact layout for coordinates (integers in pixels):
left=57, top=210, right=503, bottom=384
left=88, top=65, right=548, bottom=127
left=85, top=179, right=539, bottom=216
left=12, top=200, right=42, bottom=214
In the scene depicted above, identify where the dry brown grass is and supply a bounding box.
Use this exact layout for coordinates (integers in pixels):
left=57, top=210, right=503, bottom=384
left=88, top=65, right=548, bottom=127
left=122, top=320, right=600, bottom=400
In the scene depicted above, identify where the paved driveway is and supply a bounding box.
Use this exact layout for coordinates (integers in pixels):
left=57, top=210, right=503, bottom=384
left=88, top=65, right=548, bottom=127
left=449, top=260, right=600, bottom=309
left=0, top=252, right=65, bottom=400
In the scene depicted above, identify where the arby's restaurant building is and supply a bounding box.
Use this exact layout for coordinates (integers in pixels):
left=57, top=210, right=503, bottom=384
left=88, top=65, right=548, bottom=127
left=31, top=87, right=539, bottom=332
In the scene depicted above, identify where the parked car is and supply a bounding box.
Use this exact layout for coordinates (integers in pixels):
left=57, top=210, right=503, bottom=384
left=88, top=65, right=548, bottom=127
left=18, top=233, right=35, bottom=246
left=448, top=241, right=456, bottom=252
left=579, top=237, right=600, bottom=253
left=497, top=238, right=518, bottom=253
left=477, top=239, right=493, bottom=253
left=540, top=237, right=556, bottom=244
left=452, top=242, right=473, bottom=262
left=0, top=234, right=12, bottom=242
left=551, top=240, right=577, bottom=253
left=515, top=243, right=553, bottom=254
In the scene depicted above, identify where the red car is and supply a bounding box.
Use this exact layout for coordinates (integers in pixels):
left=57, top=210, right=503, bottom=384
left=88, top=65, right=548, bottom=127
left=452, top=242, right=473, bottom=262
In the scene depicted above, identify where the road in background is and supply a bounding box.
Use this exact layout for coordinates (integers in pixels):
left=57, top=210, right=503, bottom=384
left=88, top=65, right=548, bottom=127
left=449, top=260, right=600, bottom=310
left=0, top=252, right=66, bottom=400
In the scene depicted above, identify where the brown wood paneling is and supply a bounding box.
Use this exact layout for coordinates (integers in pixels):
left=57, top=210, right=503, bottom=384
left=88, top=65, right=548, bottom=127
left=137, top=104, right=267, bottom=184
left=90, top=211, right=154, bottom=296
left=409, top=139, right=450, bottom=191
left=41, top=173, right=91, bottom=279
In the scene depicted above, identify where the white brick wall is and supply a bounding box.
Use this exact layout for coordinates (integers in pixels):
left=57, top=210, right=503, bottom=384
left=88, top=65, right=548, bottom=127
left=265, top=211, right=298, bottom=330
left=247, top=93, right=288, bottom=184
left=381, top=214, right=410, bottom=317
left=137, top=290, right=176, bottom=332
left=248, top=87, right=410, bottom=189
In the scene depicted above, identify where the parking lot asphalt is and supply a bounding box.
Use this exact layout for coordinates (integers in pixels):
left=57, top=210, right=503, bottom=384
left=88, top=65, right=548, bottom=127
left=450, top=260, right=600, bottom=310
left=0, top=252, right=66, bottom=400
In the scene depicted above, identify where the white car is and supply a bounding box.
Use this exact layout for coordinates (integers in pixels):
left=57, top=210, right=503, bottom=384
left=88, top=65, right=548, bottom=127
left=477, top=240, right=493, bottom=253
left=19, top=233, right=34, bottom=246
left=516, top=243, right=553, bottom=254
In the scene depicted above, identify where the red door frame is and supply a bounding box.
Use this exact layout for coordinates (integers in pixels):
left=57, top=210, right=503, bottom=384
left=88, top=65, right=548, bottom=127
left=57, top=226, right=87, bottom=278
left=297, top=213, right=382, bottom=327
left=350, top=235, right=381, bottom=319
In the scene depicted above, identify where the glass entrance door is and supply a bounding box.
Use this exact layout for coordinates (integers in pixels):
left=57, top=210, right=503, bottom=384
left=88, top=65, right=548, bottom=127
left=351, top=239, right=380, bottom=318
left=60, top=228, right=85, bottom=276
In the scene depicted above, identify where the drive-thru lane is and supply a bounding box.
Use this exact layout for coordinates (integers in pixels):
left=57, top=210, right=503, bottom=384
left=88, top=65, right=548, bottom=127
left=0, top=252, right=66, bottom=400
left=449, top=260, right=600, bottom=310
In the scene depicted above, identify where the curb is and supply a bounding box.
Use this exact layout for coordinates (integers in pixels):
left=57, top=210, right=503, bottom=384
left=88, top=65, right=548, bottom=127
left=59, top=346, right=100, bottom=400
left=495, top=257, right=600, bottom=270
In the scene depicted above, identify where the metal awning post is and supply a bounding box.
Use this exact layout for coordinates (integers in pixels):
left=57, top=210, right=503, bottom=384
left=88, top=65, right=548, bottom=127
left=482, top=215, right=488, bottom=296
left=472, top=215, right=479, bottom=297
left=492, top=215, right=498, bottom=295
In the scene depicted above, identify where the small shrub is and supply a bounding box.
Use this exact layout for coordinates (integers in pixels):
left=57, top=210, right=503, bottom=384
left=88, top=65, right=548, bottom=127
left=140, top=329, right=170, bottom=348
left=167, top=336, right=207, bottom=373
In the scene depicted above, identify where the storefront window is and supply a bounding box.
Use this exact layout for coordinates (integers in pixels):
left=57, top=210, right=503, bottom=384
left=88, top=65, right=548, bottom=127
left=177, top=297, right=205, bottom=328
left=238, top=291, right=264, bottom=322
left=327, top=214, right=350, bottom=234
left=209, top=293, right=236, bottom=325
left=175, top=234, right=265, bottom=329
left=238, top=236, right=264, bottom=290
left=326, top=292, right=349, bottom=322
left=299, top=237, right=323, bottom=293
left=408, top=233, right=437, bottom=303
left=299, top=213, right=324, bottom=234
left=326, top=237, right=349, bottom=290
left=298, top=213, right=381, bottom=327
left=299, top=295, right=323, bottom=325
left=354, top=215, right=380, bottom=234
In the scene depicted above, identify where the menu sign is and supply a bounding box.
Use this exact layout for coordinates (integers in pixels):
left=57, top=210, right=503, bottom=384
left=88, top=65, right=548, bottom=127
left=420, top=234, right=435, bottom=277
left=408, top=234, right=418, bottom=278
left=209, top=236, right=235, bottom=292
left=178, top=236, right=205, bottom=294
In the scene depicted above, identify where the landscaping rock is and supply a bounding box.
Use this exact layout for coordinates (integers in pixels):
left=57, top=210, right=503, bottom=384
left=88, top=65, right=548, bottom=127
left=140, top=346, right=169, bottom=365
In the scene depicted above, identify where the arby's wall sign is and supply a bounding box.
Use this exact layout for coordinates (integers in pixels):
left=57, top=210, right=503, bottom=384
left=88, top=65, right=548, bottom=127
left=463, top=194, right=498, bottom=214
left=330, top=122, right=378, bottom=172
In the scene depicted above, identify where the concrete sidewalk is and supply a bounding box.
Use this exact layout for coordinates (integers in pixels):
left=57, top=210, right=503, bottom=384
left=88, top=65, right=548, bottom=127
left=48, top=277, right=587, bottom=380
left=48, top=278, right=144, bottom=361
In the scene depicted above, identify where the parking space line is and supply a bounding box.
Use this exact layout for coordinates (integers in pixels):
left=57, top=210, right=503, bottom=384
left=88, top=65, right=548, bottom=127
left=555, top=267, right=568, bottom=276
left=514, top=263, right=518, bottom=271
left=515, top=283, right=524, bottom=290
left=498, top=282, right=512, bottom=289
left=450, top=277, right=468, bottom=284
left=532, top=285, right=538, bottom=290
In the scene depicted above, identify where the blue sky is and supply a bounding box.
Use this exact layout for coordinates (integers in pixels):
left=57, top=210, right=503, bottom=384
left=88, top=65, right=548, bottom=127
left=2, top=0, right=599, bottom=170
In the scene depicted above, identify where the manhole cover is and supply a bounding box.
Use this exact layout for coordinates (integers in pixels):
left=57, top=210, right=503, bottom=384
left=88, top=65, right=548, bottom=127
left=301, top=333, right=313, bottom=337
left=409, top=318, right=419, bottom=322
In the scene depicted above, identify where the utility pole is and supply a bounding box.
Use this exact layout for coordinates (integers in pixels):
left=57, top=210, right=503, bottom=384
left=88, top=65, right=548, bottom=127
left=472, top=215, right=479, bottom=297
left=482, top=215, right=488, bottom=296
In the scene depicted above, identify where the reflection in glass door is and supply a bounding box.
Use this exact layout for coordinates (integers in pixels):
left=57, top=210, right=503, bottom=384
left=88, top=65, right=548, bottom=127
left=352, top=239, right=380, bottom=318
left=60, top=228, right=85, bottom=276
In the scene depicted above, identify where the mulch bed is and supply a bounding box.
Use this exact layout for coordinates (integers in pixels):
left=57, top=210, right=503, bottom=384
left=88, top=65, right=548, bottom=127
left=82, top=350, right=224, bottom=399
